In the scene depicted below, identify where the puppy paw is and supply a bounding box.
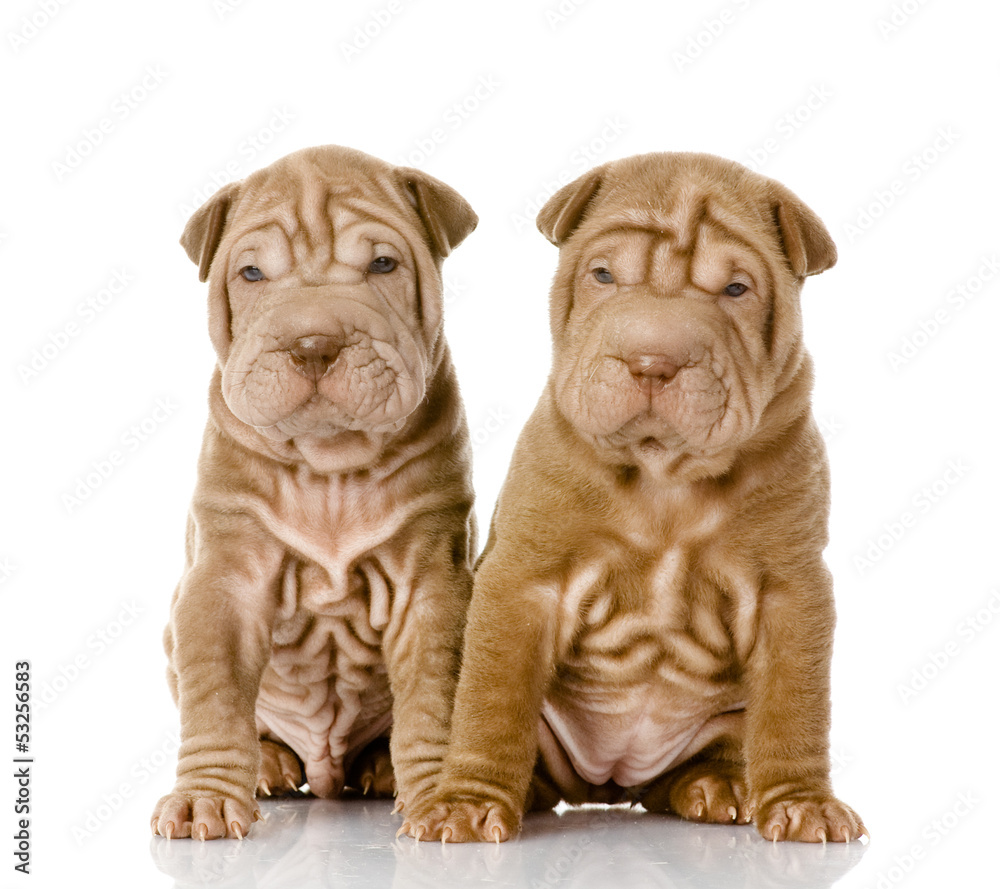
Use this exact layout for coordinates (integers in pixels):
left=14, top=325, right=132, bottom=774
left=670, top=771, right=751, bottom=825
left=151, top=791, right=260, bottom=840
left=399, top=796, right=521, bottom=843
left=257, top=738, right=305, bottom=797
left=347, top=739, right=396, bottom=797
left=755, top=794, right=867, bottom=843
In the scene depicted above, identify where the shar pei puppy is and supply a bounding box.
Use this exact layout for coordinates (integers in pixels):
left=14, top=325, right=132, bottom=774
left=401, top=152, right=866, bottom=844
left=151, top=145, right=478, bottom=840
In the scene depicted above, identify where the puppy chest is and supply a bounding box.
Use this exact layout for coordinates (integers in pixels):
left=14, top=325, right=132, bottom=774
left=255, top=558, right=395, bottom=796
left=258, top=467, right=414, bottom=606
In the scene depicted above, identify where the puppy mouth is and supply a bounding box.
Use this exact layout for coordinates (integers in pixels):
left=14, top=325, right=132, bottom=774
left=223, top=329, right=423, bottom=436
left=565, top=346, right=735, bottom=452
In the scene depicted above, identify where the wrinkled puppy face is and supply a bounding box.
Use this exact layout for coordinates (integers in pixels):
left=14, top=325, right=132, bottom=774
left=182, top=146, right=476, bottom=470
left=538, top=152, right=836, bottom=477
left=223, top=190, right=424, bottom=439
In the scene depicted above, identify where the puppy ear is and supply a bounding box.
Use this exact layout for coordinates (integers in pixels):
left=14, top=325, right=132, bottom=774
left=537, top=168, right=604, bottom=246
left=772, top=186, right=837, bottom=277
left=181, top=181, right=242, bottom=282
left=398, top=168, right=478, bottom=258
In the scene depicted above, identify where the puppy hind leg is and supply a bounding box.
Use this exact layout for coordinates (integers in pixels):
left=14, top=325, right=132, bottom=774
left=346, top=736, right=396, bottom=798
left=257, top=737, right=305, bottom=797
left=641, top=742, right=750, bottom=825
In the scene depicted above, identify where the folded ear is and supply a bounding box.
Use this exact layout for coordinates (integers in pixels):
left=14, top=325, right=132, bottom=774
left=180, top=181, right=242, bottom=282
left=772, top=185, right=837, bottom=278
left=536, top=167, right=604, bottom=246
left=397, top=168, right=478, bottom=258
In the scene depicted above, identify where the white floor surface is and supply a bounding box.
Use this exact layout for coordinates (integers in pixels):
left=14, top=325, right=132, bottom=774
left=144, top=798, right=870, bottom=889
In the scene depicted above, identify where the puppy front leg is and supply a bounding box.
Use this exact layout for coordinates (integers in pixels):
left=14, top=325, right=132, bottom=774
left=744, top=565, right=866, bottom=843
left=381, top=526, right=475, bottom=810
left=152, top=519, right=284, bottom=840
left=401, top=549, right=558, bottom=842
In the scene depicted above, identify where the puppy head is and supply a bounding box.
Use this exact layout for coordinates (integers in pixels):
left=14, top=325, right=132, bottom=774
left=181, top=145, right=476, bottom=469
left=537, top=152, right=834, bottom=478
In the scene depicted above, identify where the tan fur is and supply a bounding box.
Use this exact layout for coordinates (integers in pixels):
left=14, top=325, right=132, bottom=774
left=402, top=152, right=865, bottom=844
left=150, top=146, right=478, bottom=840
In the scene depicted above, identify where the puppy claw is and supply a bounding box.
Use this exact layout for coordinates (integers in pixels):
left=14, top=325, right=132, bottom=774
left=395, top=823, right=409, bottom=839
left=232, top=822, right=244, bottom=841
left=413, top=825, right=425, bottom=842
left=727, top=806, right=738, bottom=823
left=694, top=801, right=705, bottom=820
left=197, top=823, right=208, bottom=842
left=362, top=777, right=372, bottom=796
left=441, top=826, right=453, bottom=845
left=392, top=799, right=405, bottom=815
left=258, top=781, right=271, bottom=797
left=164, top=821, right=174, bottom=841
left=492, top=825, right=502, bottom=845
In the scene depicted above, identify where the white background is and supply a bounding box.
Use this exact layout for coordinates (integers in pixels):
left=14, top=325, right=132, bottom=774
left=1, top=0, right=998, bottom=885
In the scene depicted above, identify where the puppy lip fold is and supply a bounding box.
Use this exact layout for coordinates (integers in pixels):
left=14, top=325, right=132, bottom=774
left=222, top=322, right=423, bottom=435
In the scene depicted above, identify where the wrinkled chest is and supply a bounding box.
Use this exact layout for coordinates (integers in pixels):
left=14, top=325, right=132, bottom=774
left=556, top=546, right=752, bottom=679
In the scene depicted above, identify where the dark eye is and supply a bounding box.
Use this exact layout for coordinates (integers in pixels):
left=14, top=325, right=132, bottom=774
left=369, top=256, right=397, bottom=274
left=723, top=282, right=748, bottom=297
left=240, top=266, right=265, bottom=282
left=593, top=268, right=614, bottom=284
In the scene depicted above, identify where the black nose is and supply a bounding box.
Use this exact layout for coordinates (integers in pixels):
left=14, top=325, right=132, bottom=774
left=287, top=335, right=341, bottom=380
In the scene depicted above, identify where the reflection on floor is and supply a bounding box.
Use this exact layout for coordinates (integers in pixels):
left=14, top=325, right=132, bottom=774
left=149, top=797, right=867, bottom=888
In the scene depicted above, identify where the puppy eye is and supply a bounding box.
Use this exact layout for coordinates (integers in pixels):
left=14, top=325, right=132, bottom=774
left=240, top=266, right=265, bottom=282
left=593, top=268, right=615, bottom=284
left=369, top=256, right=397, bottom=274
left=723, top=282, right=748, bottom=297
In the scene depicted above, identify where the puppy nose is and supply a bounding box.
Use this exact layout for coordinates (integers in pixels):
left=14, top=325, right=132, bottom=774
left=287, top=335, right=341, bottom=378
left=625, top=354, right=680, bottom=384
